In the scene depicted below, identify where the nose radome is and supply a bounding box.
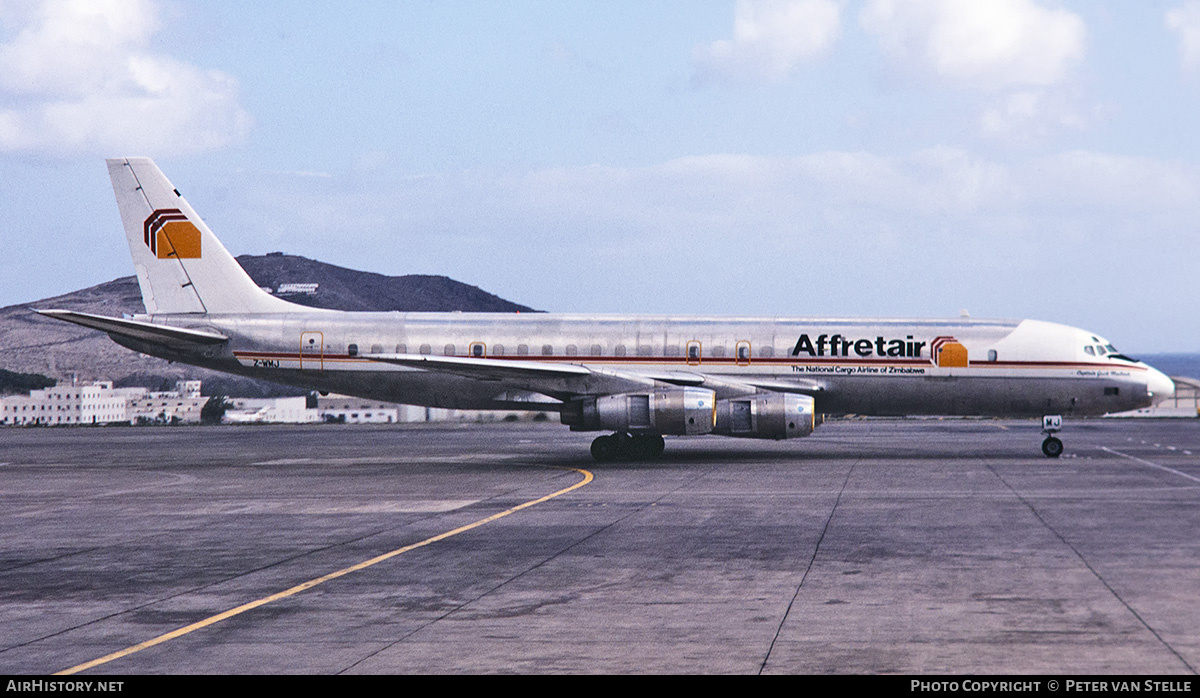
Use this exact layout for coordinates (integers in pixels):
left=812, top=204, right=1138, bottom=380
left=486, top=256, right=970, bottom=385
left=1146, top=367, right=1175, bottom=404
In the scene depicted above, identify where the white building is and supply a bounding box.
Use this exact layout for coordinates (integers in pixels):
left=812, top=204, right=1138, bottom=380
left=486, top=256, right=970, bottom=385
left=316, top=395, right=401, bottom=423
left=224, top=396, right=320, bottom=424
left=1, top=379, right=207, bottom=426
left=125, top=381, right=206, bottom=425
left=1, top=381, right=127, bottom=426
left=315, top=394, right=542, bottom=424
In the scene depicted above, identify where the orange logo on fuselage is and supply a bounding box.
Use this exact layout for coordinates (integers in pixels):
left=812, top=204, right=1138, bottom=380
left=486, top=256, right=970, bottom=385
left=931, top=336, right=968, bottom=367
left=143, top=209, right=201, bottom=259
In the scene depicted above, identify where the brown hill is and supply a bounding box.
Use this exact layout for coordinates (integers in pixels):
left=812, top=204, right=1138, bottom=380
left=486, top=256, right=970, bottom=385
left=0, top=253, right=536, bottom=396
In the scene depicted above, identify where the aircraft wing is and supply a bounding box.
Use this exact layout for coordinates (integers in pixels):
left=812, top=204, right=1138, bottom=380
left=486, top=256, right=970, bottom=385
left=366, top=353, right=656, bottom=398
left=35, top=309, right=229, bottom=347
left=364, top=353, right=825, bottom=400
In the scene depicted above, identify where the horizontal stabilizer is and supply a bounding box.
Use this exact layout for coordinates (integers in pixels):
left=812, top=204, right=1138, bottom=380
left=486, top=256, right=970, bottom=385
left=36, top=309, right=228, bottom=347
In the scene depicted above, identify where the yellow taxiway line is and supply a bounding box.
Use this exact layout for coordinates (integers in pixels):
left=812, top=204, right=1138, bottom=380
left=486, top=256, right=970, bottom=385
left=56, top=466, right=594, bottom=675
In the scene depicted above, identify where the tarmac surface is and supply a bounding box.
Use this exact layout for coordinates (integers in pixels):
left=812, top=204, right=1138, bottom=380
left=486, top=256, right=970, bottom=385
left=1, top=418, right=1198, bottom=675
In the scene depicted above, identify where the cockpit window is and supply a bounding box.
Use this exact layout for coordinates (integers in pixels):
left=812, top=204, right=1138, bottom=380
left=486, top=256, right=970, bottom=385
left=1087, top=337, right=1135, bottom=362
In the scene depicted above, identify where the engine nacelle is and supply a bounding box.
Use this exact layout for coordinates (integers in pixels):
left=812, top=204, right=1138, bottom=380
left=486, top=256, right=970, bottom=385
left=713, top=393, right=818, bottom=440
left=562, top=387, right=716, bottom=435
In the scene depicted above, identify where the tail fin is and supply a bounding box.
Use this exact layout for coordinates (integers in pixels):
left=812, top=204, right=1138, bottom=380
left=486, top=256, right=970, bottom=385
left=107, top=157, right=300, bottom=315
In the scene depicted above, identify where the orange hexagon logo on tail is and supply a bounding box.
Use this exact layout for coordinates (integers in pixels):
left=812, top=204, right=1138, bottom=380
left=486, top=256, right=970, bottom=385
left=144, top=209, right=201, bottom=259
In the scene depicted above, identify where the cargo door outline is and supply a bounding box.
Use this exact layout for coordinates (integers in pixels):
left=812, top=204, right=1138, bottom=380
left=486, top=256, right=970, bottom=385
left=301, top=332, right=325, bottom=370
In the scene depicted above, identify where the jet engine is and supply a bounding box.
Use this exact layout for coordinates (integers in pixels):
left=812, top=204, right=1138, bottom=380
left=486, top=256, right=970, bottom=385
left=562, top=387, right=716, bottom=435
left=713, top=393, right=818, bottom=440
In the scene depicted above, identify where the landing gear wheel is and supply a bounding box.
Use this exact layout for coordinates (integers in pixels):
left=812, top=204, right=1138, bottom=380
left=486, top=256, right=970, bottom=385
left=590, top=434, right=620, bottom=462
left=590, top=433, right=666, bottom=462
left=644, top=434, right=665, bottom=458
left=627, top=434, right=666, bottom=461
left=1042, top=436, right=1064, bottom=458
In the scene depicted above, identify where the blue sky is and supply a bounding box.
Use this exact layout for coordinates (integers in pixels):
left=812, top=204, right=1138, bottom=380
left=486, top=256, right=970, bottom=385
left=2, top=0, right=1199, bottom=351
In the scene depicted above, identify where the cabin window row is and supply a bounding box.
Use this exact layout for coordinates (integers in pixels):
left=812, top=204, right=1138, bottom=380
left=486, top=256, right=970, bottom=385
left=342, top=343, right=775, bottom=358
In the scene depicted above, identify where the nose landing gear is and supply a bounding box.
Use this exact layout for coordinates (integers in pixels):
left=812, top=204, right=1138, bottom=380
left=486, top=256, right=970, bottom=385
left=1041, top=415, right=1063, bottom=458
left=590, top=433, right=666, bottom=462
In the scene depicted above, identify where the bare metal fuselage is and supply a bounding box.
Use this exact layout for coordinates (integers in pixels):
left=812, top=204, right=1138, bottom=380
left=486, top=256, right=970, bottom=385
left=113, top=310, right=1165, bottom=419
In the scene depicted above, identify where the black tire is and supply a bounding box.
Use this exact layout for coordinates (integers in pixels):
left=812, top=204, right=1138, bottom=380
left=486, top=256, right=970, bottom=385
left=644, top=434, right=665, bottom=458
left=591, top=435, right=619, bottom=462
left=1042, top=436, right=1064, bottom=458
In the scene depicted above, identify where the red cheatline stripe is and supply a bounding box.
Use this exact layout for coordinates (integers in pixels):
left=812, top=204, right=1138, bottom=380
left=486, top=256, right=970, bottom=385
left=230, top=351, right=1144, bottom=371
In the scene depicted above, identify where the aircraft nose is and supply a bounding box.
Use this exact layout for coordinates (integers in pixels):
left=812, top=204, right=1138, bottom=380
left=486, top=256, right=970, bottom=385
left=1146, top=366, right=1175, bottom=405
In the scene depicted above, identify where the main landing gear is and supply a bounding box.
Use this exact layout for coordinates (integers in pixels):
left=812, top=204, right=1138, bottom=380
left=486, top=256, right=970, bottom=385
left=1041, top=415, right=1064, bottom=458
left=590, top=433, right=666, bottom=462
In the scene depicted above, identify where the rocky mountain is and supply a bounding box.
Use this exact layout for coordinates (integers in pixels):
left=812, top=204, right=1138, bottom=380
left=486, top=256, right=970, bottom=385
left=0, top=253, right=536, bottom=396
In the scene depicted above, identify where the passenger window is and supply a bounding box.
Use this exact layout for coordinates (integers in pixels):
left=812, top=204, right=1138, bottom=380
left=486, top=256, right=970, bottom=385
left=542, top=344, right=554, bottom=355
left=444, top=344, right=455, bottom=356
left=492, top=344, right=505, bottom=356
left=615, top=345, right=626, bottom=356
left=396, top=343, right=406, bottom=354
left=637, top=345, right=653, bottom=356
left=517, top=344, right=529, bottom=355
left=419, top=344, right=431, bottom=355
left=371, top=344, right=382, bottom=354
left=471, top=343, right=484, bottom=357
left=591, top=344, right=603, bottom=356
left=710, top=346, right=725, bottom=358
left=987, top=349, right=997, bottom=362
left=566, top=344, right=577, bottom=356
left=347, top=343, right=358, bottom=356
left=760, top=346, right=773, bottom=358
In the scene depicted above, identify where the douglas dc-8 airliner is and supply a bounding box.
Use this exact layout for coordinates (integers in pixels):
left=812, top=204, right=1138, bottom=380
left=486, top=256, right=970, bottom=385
left=39, top=158, right=1174, bottom=461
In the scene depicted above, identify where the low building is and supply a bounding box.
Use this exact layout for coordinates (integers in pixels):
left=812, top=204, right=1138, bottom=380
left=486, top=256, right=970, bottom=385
left=1, top=381, right=128, bottom=426
left=224, top=396, right=320, bottom=424
left=316, top=396, right=400, bottom=424
left=125, top=381, right=206, bottom=425
left=2, top=379, right=206, bottom=426
left=315, top=394, right=541, bottom=424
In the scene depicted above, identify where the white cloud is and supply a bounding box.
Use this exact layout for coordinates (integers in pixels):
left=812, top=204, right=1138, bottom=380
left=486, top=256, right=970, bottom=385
left=693, top=0, right=842, bottom=84
left=1166, top=1, right=1200, bottom=71
left=0, top=0, right=249, bottom=157
left=214, top=147, right=1200, bottom=347
left=860, top=0, right=1085, bottom=90
left=979, top=90, right=1088, bottom=142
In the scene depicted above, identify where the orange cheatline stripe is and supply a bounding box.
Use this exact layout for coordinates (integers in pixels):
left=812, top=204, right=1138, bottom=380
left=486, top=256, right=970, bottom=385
left=55, top=466, right=594, bottom=675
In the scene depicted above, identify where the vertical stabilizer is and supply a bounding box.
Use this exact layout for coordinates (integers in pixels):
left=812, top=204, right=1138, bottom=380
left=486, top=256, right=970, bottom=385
left=107, top=158, right=300, bottom=315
